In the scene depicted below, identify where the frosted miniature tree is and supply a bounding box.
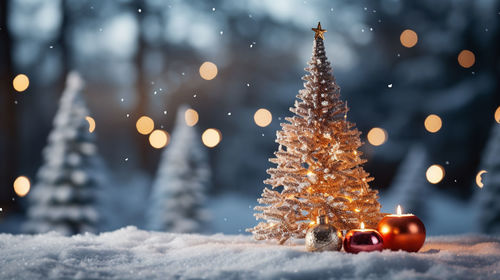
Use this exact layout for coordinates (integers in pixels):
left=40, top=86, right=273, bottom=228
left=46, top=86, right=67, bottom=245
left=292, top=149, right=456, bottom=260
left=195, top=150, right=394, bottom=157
left=389, top=144, right=431, bottom=220
left=248, top=23, right=384, bottom=244
left=477, top=123, right=500, bottom=233
left=147, top=105, right=210, bottom=233
left=24, top=72, right=100, bottom=235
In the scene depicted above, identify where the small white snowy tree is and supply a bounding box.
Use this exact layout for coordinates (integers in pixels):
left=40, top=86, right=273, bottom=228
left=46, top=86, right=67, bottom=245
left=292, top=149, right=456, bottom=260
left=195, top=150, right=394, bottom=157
left=147, top=105, right=211, bottom=233
left=477, top=123, right=500, bottom=233
left=389, top=144, right=432, bottom=220
left=24, top=72, right=101, bottom=235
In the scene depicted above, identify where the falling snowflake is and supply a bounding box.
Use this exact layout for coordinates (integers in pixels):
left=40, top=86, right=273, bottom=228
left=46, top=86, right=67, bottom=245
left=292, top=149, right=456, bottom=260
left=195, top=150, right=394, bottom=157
left=163, top=110, right=167, bottom=115
left=212, top=7, right=216, bottom=11
left=227, top=112, right=232, bottom=116
left=220, top=31, right=223, bottom=35
left=388, top=84, right=393, bottom=88
left=125, top=158, right=129, bottom=162
left=138, top=8, right=142, bottom=13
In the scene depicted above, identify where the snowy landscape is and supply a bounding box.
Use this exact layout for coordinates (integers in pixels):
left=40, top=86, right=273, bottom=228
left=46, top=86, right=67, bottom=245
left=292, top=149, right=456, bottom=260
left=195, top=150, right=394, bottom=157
left=1, top=227, right=499, bottom=279
left=1, top=0, right=500, bottom=279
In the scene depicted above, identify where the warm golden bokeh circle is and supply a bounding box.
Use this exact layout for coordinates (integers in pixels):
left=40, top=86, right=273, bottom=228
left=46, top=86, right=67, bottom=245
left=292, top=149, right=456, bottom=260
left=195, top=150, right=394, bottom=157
left=254, top=108, right=272, bottom=127
left=13, top=74, right=30, bottom=92
left=136, top=116, right=155, bottom=135
left=424, top=114, right=442, bottom=133
left=85, top=116, right=96, bottom=133
left=400, top=29, right=418, bottom=48
left=13, top=176, right=31, bottom=197
left=495, top=106, right=500, bottom=123
left=457, top=50, right=475, bottom=68
left=426, top=164, right=445, bottom=184
left=185, top=109, right=199, bottom=127
left=476, top=170, right=487, bottom=188
left=199, top=61, right=218, bottom=80
left=202, top=128, right=222, bottom=148
left=149, top=129, right=169, bottom=149
left=367, top=127, right=387, bottom=146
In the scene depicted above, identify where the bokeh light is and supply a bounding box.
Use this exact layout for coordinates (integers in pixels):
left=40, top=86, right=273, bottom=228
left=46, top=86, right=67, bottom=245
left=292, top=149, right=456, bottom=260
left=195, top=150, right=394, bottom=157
left=85, top=116, right=96, bottom=133
left=426, top=164, right=445, bottom=184
left=424, top=114, right=442, bottom=133
left=367, top=127, right=387, bottom=146
left=13, top=74, right=29, bottom=92
left=254, top=108, right=272, bottom=127
left=202, top=128, right=222, bottom=148
left=475, top=170, right=487, bottom=188
left=400, top=29, right=418, bottom=48
left=199, top=61, right=218, bottom=80
left=13, top=176, right=30, bottom=197
left=457, top=50, right=475, bottom=68
left=136, top=116, right=154, bottom=135
left=494, top=106, right=500, bottom=123
left=149, top=129, right=169, bottom=149
left=185, top=108, right=199, bottom=127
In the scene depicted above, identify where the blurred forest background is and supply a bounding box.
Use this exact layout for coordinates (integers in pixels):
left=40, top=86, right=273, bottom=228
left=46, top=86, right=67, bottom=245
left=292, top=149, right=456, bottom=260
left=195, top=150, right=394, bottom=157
left=1, top=0, right=499, bottom=236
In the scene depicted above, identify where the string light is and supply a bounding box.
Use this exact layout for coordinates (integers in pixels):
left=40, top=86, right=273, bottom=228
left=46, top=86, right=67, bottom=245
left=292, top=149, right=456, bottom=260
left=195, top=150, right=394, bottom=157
left=424, top=114, right=442, bottom=133
left=494, top=106, right=500, bottom=123
left=475, top=170, right=487, bottom=188
left=85, top=116, right=96, bottom=133
left=184, top=109, right=199, bottom=127
left=136, top=116, right=154, bottom=135
left=367, top=127, right=387, bottom=146
left=400, top=29, right=418, bottom=48
left=199, top=61, right=218, bottom=80
left=13, top=74, right=29, bottom=92
left=202, top=128, right=222, bottom=148
left=458, top=50, right=475, bottom=68
left=254, top=108, right=272, bottom=127
left=149, top=130, right=169, bottom=149
left=426, top=164, right=445, bottom=184
left=13, top=176, right=30, bottom=197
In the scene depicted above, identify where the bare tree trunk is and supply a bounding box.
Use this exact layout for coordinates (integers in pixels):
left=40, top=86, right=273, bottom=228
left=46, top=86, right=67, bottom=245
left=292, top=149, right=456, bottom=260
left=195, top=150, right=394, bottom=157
left=133, top=1, right=150, bottom=170
left=0, top=0, right=18, bottom=207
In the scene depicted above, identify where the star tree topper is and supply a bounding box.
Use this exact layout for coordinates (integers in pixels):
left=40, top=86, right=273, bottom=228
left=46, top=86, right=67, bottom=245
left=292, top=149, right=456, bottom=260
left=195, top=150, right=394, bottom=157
left=311, top=22, right=327, bottom=40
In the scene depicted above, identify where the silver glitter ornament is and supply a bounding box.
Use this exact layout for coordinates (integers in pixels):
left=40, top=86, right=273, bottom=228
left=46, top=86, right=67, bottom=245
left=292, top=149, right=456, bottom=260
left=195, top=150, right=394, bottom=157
left=305, top=215, right=342, bottom=252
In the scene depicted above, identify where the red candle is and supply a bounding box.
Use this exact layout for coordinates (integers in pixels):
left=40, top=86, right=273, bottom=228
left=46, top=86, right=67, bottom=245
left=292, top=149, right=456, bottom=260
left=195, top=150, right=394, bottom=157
left=377, top=205, right=426, bottom=252
left=344, top=222, right=384, bottom=254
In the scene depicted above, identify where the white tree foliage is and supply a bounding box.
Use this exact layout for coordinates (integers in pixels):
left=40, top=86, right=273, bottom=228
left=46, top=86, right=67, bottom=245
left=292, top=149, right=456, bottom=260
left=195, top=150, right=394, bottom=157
left=147, top=105, right=211, bottom=233
left=477, top=123, right=500, bottom=233
left=24, top=72, right=101, bottom=235
left=389, top=144, right=432, bottom=219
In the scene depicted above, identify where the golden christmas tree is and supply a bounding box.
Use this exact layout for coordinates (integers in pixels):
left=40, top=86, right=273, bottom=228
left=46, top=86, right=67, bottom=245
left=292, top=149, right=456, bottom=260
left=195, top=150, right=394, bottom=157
left=248, top=23, right=385, bottom=244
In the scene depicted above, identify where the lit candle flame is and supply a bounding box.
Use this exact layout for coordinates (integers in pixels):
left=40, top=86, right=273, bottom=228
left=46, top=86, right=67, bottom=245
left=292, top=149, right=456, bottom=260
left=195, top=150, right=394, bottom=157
left=360, top=222, right=365, bottom=229
left=397, top=205, right=402, bottom=215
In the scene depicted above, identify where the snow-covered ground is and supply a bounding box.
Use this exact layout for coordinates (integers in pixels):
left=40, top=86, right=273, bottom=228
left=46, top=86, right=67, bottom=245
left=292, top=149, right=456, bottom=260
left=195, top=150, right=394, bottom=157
left=0, top=227, right=499, bottom=280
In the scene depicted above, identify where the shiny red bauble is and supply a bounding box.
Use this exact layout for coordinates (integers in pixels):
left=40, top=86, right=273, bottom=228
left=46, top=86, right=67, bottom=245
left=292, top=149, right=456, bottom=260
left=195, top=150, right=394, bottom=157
left=343, top=228, right=384, bottom=254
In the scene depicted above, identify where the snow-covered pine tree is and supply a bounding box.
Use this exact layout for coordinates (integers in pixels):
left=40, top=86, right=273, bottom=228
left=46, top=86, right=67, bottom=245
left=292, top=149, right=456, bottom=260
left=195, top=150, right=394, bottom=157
left=24, top=72, right=101, bottom=235
left=388, top=144, right=431, bottom=220
left=248, top=23, right=384, bottom=244
left=477, top=122, right=500, bottom=233
left=147, top=105, right=211, bottom=233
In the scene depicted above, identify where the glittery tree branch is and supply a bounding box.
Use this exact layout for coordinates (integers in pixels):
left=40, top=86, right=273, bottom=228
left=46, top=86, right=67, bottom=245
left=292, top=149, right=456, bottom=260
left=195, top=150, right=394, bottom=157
left=248, top=27, right=385, bottom=244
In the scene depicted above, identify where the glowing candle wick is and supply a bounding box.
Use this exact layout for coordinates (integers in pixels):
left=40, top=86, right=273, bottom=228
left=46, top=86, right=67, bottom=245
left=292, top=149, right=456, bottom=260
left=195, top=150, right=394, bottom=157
left=397, top=205, right=402, bottom=215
